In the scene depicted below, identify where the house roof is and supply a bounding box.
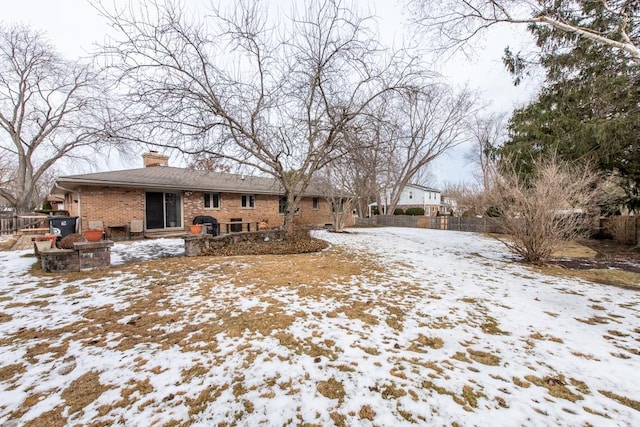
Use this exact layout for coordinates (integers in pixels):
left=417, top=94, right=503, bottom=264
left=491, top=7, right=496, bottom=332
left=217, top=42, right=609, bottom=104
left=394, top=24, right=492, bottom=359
left=53, top=166, right=325, bottom=197
left=404, top=183, right=441, bottom=193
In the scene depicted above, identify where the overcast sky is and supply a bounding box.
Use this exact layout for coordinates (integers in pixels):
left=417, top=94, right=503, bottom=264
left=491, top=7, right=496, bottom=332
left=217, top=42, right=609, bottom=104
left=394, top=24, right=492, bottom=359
left=3, top=0, right=540, bottom=187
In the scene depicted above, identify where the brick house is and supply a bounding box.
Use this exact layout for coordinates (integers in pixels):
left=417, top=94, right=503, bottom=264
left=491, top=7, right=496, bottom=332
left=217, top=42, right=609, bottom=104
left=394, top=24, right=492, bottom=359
left=51, top=153, right=339, bottom=235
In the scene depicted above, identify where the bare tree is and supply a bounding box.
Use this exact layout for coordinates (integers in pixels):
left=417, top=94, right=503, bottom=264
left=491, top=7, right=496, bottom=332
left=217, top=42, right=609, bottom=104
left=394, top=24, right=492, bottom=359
left=441, top=181, right=483, bottom=217
left=410, top=0, right=640, bottom=63
left=377, top=85, right=476, bottom=215
left=187, top=153, right=233, bottom=173
left=0, top=24, right=119, bottom=213
left=315, top=162, right=358, bottom=231
left=95, top=0, right=420, bottom=236
left=466, top=112, right=506, bottom=191
left=486, top=155, right=601, bottom=263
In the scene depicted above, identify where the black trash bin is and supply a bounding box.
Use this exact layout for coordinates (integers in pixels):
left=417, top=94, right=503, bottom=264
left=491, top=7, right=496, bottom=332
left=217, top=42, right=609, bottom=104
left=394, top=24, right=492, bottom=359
left=48, top=216, right=79, bottom=238
left=192, top=215, right=219, bottom=236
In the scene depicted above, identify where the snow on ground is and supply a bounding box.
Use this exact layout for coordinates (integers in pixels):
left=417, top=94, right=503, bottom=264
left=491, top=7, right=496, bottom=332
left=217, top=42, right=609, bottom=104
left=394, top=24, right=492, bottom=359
left=0, top=228, right=639, bottom=426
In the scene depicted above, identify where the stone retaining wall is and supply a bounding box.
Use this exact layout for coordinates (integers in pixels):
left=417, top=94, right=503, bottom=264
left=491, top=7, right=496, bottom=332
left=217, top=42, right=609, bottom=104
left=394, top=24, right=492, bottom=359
left=184, top=230, right=286, bottom=257
left=41, top=240, right=114, bottom=272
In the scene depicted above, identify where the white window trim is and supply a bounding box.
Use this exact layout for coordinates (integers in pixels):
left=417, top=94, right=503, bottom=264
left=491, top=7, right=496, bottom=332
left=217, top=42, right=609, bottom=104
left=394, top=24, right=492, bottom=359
left=204, top=192, right=221, bottom=210
left=242, top=194, right=256, bottom=209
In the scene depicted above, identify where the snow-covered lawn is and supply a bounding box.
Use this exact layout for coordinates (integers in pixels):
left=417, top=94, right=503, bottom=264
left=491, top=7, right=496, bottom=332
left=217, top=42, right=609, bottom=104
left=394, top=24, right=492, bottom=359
left=0, top=227, right=638, bottom=426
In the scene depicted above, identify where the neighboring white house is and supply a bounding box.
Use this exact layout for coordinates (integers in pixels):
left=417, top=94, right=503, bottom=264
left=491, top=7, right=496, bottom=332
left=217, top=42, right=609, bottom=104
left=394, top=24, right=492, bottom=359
left=369, top=184, right=456, bottom=216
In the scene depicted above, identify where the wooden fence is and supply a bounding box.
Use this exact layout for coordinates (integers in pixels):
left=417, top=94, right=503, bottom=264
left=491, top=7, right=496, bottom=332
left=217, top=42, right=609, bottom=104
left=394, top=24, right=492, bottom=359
left=355, top=215, right=639, bottom=245
left=0, top=213, right=49, bottom=236
left=355, top=215, right=505, bottom=234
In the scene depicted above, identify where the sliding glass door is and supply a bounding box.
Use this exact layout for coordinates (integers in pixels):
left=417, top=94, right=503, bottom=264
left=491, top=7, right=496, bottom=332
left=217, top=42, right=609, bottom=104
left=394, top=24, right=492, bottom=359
left=145, top=192, right=182, bottom=230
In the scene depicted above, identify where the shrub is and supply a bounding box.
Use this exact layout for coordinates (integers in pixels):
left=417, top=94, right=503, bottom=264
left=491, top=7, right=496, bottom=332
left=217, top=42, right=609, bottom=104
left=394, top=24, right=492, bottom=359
left=405, top=207, right=425, bottom=216
left=393, top=208, right=404, bottom=215
left=485, top=206, right=501, bottom=217
left=58, top=233, right=86, bottom=249
left=371, top=207, right=380, bottom=215
left=485, top=155, right=601, bottom=264
left=604, top=216, right=636, bottom=245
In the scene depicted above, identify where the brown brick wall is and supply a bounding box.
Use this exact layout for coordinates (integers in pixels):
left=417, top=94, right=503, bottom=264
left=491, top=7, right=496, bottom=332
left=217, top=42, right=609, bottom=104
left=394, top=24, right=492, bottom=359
left=76, top=187, right=337, bottom=231
left=78, top=186, right=145, bottom=231
left=185, top=192, right=335, bottom=229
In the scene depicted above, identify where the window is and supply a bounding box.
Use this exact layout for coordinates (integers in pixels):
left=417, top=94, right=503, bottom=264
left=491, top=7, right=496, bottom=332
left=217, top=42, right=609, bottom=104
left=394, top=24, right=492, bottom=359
left=409, top=191, right=413, bottom=199
left=279, top=196, right=286, bottom=214
left=312, top=197, right=319, bottom=209
left=203, top=192, right=220, bottom=209
left=242, top=194, right=255, bottom=208
left=333, top=198, right=344, bottom=213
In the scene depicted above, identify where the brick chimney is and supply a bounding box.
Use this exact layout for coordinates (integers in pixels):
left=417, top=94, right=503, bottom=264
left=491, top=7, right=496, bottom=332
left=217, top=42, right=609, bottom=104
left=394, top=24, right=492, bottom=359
left=142, top=151, right=169, bottom=167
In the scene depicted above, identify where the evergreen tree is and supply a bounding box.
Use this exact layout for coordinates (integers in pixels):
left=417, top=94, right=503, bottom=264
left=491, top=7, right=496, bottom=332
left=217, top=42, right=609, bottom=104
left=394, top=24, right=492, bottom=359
left=501, top=1, right=640, bottom=212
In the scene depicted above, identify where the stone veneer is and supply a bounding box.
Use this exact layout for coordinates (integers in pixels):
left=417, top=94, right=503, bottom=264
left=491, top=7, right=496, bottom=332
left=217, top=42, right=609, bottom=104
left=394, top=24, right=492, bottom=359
left=41, top=240, right=114, bottom=273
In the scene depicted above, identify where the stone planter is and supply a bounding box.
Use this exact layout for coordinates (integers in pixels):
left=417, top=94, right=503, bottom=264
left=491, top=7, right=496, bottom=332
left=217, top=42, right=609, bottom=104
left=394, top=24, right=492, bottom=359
left=190, top=224, right=203, bottom=234
left=84, top=229, right=104, bottom=242
left=33, top=239, right=53, bottom=256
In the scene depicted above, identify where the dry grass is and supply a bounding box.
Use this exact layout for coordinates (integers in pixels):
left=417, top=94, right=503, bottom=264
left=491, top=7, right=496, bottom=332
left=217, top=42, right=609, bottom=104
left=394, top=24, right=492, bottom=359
left=598, top=390, right=640, bottom=411
left=551, top=241, right=598, bottom=258
left=494, top=235, right=640, bottom=289
left=3, top=244, right=403, bottom=425
left=2, top=231, right=638, bottom=425
left=467, top=349, right=500, bottom=366
left=536, top=266, right=640, bottom=290
left=316, top=377, right=346, bottom=401
left=62, top=372, right=109, bottom=415
left=524, top=375, right=585, bottom=402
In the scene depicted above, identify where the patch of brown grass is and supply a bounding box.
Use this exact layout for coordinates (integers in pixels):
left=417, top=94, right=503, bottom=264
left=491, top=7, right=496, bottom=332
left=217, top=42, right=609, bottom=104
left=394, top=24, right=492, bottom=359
left=467, top=349, right=500, bottom=366
left=524, top=375, right=584, bottom=402
left=422, top=380, right=485, bottom=410
left=381, top=382, right=407, bottom=400
left=23, top=408, right=66, bottom=427
left=452, top=352, right=470, bottom=363
left=529, top=332, right=564, bottom=344
left=536, top=266, right=640, bottom=290
left=551, top=241, right=598, bottom=258
left=274, top=332, right=339, bottom=360
left=575, top=316, right=611, bottom=325
left=329, top=412, right=347, bottom=427
left=62, top=371, right=109, bottom=414
left=186, top=384, right=228, bottom=417
left=408, top=334, right=444, bottom=353
left=0, top=363, right=25, bottom=383
left=317, top=377, right=345, bottom=401
left=480, top=317, right=510, bottom=335
left=359, top=405, right=375, bottom=420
